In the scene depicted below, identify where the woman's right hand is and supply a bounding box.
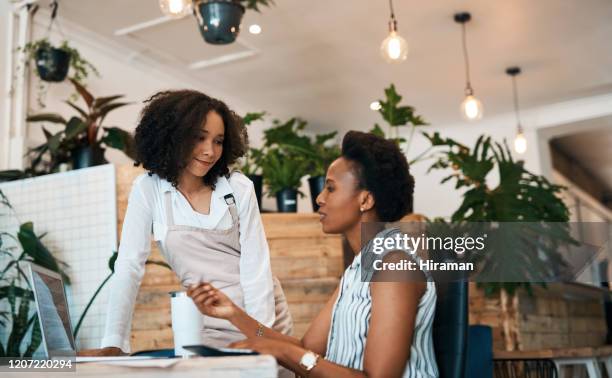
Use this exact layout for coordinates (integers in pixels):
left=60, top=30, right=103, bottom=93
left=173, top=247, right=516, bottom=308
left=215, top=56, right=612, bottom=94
left=187, top=283, right=239, bottom=320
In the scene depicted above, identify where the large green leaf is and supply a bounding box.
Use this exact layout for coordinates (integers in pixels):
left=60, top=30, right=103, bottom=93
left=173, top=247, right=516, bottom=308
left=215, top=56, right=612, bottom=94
left=26, top=113, right=67, bottom=124
left=17, top=222, right=70, bottom=284
left=23, top=315, right=42, bottom=357
left=93, top=95, right=125, bottom=110
left=101, top=127, right=136, bottom=160
left=0, top=170, right=29, bottom=182
left=64, top=100, right=88, bottom=119
left=69, top=78, right=94, bottom=107
left=64, top=117, right=88, bottom=140
left=6, top=296, right=31, bottom=357
left=243, top=111, right=266, bottom=125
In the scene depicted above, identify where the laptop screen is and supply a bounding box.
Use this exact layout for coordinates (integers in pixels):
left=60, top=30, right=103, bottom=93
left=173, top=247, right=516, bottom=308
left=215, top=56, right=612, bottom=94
left=28, top=264, right=76, bottom=357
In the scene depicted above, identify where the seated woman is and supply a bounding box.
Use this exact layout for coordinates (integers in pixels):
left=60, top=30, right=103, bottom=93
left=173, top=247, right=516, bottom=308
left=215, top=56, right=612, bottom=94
left=188, top=131, right=438, bottom=377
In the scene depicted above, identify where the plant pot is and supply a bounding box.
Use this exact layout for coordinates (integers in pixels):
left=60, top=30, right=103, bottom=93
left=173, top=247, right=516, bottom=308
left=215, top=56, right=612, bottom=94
left=276, top=188, right=298, bottom=213
left=72, top=145, right=106, bottom=169
left=197, top=0, right=245, bottom=45
left=308, top=175, right=325, bottom=212
left=35, top=47, right=70, bottom=82
left=247, top=174, right=263, bottom=210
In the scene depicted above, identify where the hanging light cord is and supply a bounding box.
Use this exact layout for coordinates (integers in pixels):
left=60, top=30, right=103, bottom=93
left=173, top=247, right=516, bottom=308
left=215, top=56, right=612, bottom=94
left=511, top=75, right=523, bottom=132
left=388, top=0, right=398, bottom=31
left=461, top=23, right=472, bottom=94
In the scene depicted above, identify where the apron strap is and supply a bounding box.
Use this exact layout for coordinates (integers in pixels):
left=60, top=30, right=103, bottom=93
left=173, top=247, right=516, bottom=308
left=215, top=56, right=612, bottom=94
left=164, top=191, right=175, bottom=226
left=224, top=194, right=240, bottom=229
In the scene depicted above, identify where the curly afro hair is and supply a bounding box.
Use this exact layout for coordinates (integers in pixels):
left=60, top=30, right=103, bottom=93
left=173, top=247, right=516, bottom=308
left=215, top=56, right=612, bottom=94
left=134, top=90, right=248, bottom=188
left=341, top=131, right=415, bottom=222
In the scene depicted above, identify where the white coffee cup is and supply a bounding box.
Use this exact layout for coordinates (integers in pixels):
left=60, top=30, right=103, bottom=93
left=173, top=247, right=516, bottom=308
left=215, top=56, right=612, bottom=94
left=170, top=291, right=203, bottom=357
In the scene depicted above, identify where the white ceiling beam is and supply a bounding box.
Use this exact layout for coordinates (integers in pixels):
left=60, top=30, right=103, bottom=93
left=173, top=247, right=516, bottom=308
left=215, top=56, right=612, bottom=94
left=189, top=49, right=257, bottom=70
left=114, top=15, right=175, bottom=36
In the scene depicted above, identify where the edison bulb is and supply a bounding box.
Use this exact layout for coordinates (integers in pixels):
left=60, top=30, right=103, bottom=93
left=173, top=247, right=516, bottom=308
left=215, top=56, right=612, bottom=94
left=514, top=132, right=527, bottom=154
left=380, top=31, right=408, bottom=63
left=460, top=95, right=483, bottom=121
left=159, top=0, right=191, bottom=18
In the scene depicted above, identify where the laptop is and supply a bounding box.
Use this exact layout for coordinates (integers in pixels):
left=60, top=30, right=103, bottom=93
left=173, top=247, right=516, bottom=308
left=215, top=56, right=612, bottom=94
left=25, top=262, right=153, bottom=362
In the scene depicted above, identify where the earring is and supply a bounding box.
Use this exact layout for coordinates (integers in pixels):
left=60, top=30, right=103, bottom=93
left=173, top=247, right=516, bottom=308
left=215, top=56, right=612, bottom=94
left=360, top=207, right=364, bottom=212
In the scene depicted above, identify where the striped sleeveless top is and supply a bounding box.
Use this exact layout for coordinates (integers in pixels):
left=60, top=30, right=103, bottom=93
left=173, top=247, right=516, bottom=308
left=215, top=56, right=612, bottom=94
left=325, top=228, right=439, bottom=377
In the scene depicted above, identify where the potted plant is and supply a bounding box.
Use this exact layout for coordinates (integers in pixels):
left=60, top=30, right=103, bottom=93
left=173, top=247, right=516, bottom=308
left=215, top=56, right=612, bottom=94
left=239, top=111, right=267, bottom=209
left=369, top=84, right=429, bottom=164
left=20, top=38, right=99, bottom=107
left=260, top=147, right=308, bottom=212
left=195, top=0, right=274, bottom=44
left=25, top=79, right=136, bottom=170
left=0, top=189, right=69, bottom=357
left=269, top=129, right=340, bottom=212
left=424, top=132, right=576, bottom=296
left=304, top=132, right=340, bottom=211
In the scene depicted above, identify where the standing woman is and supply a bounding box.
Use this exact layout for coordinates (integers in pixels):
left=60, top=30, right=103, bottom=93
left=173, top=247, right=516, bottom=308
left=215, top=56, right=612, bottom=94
left=98, top=90, right=291, bottom=355
left=188, top=131, right=438, bottom=377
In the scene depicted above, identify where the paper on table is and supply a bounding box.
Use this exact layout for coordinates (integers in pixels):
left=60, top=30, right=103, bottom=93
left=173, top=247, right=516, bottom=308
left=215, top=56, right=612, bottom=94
left=96, top=358, right=181, bottom=368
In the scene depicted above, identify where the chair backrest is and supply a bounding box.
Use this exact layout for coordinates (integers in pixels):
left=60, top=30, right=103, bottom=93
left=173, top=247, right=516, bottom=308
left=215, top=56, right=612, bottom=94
left=432, top=280, right=469, bottom=378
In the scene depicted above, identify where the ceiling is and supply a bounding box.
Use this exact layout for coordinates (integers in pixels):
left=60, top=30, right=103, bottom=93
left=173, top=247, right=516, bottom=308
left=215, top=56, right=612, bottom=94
left=552, top=127, right=612, bottom=194
left=51, top=0, right=612, bottom=134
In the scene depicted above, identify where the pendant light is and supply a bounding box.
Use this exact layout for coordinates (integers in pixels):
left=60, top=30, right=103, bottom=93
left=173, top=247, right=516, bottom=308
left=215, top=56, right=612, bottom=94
left=380, top=0, right=408, bottom=63
left=454, top=12, right=483, bottom=121
left=159, top=0, right=192, bottom=19
left=507, top=66, right=527, bottom=154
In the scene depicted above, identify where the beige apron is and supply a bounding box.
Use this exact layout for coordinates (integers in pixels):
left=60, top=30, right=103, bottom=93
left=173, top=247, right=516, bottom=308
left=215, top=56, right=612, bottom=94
left=161, top=190, right=293, bottom=347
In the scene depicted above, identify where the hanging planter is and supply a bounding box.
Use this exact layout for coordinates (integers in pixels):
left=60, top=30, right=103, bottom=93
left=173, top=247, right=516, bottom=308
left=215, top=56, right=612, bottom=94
left=35, top=45, right=70, bottom=82
left=196, top=0, right=245, bottom=45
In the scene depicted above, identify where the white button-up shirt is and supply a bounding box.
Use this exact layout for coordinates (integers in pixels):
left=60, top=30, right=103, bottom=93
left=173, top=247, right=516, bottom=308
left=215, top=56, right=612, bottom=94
left=101, top=171, right=275, bottom=352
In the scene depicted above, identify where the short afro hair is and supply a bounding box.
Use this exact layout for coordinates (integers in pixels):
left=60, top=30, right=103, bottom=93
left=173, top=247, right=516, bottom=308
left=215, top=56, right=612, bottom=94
left=341, top=131, right=415, bottom=222
left=134, top=90, right=248, bottom=188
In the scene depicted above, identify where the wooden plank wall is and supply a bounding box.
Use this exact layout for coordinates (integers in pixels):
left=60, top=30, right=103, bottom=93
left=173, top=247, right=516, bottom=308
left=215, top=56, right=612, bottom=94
left=115, top=165, right=342, bottom=351
left=469, top=283, right=607, bottom=351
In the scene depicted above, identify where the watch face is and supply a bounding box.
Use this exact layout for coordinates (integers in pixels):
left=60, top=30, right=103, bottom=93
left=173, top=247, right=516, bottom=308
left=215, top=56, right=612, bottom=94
left=302, top=352, right=316, bottom=366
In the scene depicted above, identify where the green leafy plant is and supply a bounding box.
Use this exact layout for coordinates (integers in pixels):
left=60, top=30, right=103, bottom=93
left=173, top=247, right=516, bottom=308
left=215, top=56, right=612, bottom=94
left=19, top=38, right=99, bottom=107
left=239, top=112, right=267, bottom=176
left=424, top=132, right=576, bottom=296
left=258, top=117, right=314, bottom=196
left=0, top=189, right=69, bottom=357
left=369, top=84, right=429, bottom=164
left=239, top=0, right=275, bottom=12
left=260, top=147, right=308, bottom=197
left=263, top=117, right=340, bottom=178
left=25, top=78, right=136, bottom=172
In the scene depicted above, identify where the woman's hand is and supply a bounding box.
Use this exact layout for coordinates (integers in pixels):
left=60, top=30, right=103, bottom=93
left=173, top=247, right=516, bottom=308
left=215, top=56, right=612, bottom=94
left=230, top=338, right=287, bottom=357
left=187, top=282, right=239, bottom=320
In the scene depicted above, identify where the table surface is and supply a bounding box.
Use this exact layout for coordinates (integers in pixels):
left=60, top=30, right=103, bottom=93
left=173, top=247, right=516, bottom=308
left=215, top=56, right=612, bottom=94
left=494, top=345, right=612, bottom=359
left=2, top=355, right=278, bottom=378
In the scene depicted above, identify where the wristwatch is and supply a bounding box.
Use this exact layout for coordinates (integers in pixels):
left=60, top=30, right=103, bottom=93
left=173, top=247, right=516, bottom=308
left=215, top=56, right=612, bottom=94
left=298, top=350, right=320, bottom=374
